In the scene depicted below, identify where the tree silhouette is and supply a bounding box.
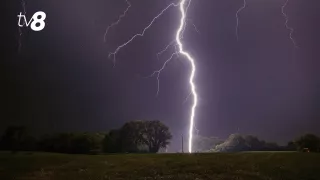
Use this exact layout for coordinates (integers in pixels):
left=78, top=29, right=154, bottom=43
left=294, top=134, right=320, bottom=152
left=142, top=120, right=172, bottom=153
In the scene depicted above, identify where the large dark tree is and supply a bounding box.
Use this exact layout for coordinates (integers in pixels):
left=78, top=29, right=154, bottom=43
left=142, top=120, right=172, bottom=153
left=294, top=134, right=320, bottom=152
left=119, top=121, right=145, bottom=152
left=110, top=120, right=172, bottom=153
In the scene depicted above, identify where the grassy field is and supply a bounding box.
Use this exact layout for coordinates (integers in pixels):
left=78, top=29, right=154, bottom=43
left=0, top=151, right=319, bottom=180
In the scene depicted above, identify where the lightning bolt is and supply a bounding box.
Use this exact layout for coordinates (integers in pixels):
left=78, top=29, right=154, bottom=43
left=106, top=0, right=198, bottom=153
left=236, top=0, right=246, bottom=41
left=18, top=0, right=26, bottom=52
left=103, top=0, right=131, bottom=43
left=281, top=0, right=298, bottom=48
left=176, top=0, right=198, bottom=153
left=153, top=2, right=199, bottom=98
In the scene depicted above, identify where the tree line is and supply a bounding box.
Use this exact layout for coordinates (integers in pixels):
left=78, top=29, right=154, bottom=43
left=186, top=134, right=320, bottom=153
left=1, top=121, right=319, bottom=154
left=207, top=133, right=320, bottom=152
left=0, top=120, right=172, bottom=154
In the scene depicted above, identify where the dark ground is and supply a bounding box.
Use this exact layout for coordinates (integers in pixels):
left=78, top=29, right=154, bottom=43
left=0, top=151, right=319, bottom=180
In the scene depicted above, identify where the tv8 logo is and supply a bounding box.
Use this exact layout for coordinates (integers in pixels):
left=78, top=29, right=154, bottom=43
left=17, top=11, right=46, bottom=31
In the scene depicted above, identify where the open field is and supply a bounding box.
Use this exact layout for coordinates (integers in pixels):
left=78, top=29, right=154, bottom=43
left=0, top=151, right=319, bottom=180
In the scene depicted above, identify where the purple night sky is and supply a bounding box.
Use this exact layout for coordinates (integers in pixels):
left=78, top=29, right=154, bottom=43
left=3, top=0, right=320, bottom=151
